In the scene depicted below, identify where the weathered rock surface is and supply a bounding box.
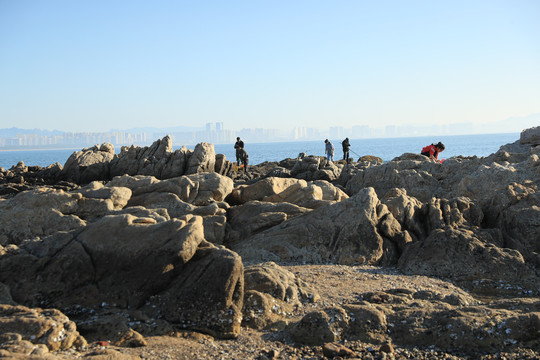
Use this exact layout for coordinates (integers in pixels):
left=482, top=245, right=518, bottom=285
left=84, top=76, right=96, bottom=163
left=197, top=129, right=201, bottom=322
left=110, top=136, right=189, bottom=179
left=56, top=137, right=221, bottom=185
left=242, top=262, right=319, bottom=330
left=0, top=188, right=87, bottom=245
left=520, top=126, right=540, bottom=145
left=0, top=304, right=86, bottom=352
left=232, top=187, right=390, bottom=264
left=0, top=214, right=243, bottom=339
left=0, top=161, right=65, bottom=195
left=225, top=201, right=310, bottom=247
left=398, top=227, right=537, bottom=291
left=228, top=176, right=347, bottom=209
left=143, top=240, right=244, bottom=339
left=109, top=172, right=233, bottom=206
left=185, top=142, right=216, bottom=175
left=59, top=143, right=115, bottom=184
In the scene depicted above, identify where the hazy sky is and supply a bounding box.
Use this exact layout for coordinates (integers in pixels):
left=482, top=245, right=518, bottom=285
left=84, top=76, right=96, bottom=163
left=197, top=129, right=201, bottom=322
left=1, top=0, right=539, bottom=132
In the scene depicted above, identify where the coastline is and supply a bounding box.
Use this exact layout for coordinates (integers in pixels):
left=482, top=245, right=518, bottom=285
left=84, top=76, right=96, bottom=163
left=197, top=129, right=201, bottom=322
left=0, top=132, right=521, bottom=170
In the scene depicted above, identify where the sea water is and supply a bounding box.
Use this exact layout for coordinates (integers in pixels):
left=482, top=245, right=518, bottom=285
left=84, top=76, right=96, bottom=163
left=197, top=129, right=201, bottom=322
left=0, top=133, right=520, bottom=170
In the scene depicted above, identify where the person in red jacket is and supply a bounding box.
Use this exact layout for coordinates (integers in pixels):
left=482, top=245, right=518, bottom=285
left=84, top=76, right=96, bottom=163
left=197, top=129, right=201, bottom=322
left=421, top=142, right=445, bottom=162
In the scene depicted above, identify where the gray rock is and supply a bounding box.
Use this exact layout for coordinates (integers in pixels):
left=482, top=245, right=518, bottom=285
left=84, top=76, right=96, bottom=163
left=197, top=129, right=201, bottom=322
left=288, top=307, right=349, bottom=345
left=225, top=201, right=310, bottom=247
left=59, top=143, right=115, bottom=184
left=520, top=126, right=540, bottom=145
left=186, top=142, right=216, bottom=175
left=0, top=188, right=86, bottom=245
left=144, top=240, right=244, bottom=339
left=232, top=188, right=388, bottom=265
left=398, top=227, right=536, bottom=287
left=0, top=304, right=86, bottom=351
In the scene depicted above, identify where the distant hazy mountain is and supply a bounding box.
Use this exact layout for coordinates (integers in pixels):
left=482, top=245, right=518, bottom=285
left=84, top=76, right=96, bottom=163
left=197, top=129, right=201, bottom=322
left=499, top=113, right=540, bottom=132
left=111, top=126, right=205, bottom=133
left=0, top=127, right=63, bottom=137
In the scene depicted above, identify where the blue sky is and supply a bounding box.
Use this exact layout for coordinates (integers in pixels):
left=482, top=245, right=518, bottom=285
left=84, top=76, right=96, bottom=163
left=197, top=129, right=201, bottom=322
left=0, top=0, right=539, bottom=133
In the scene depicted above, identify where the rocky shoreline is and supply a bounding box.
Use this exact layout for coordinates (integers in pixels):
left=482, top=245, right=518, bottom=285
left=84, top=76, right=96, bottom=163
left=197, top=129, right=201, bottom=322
left=1, top=127, right=539, bottom=359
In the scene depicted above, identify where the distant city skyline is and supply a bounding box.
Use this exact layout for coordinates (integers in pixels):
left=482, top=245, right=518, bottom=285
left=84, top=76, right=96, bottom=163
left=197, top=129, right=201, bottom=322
left=0, top=112, right=536, bottom=149
left=1, top=1, right=539, bottom=134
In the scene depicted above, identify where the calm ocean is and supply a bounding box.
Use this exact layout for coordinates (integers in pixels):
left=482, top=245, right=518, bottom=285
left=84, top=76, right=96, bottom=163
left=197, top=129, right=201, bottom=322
left=0, top=133, right=520, bottom=170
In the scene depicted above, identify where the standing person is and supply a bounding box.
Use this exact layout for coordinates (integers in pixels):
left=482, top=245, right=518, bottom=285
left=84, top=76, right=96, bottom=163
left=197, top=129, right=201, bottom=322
left=324, top=139, right=334, bottom=165
left=234, top=137, right=244, bottom=166
left=342, top=137, right=351, bottom=164
left=421, top=142, right=445, bottom=162
left=239, top=148, right=249, bottom=175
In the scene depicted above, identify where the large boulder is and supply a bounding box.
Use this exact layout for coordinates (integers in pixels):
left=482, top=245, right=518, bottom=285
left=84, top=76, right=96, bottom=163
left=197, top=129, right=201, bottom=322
left=214, top=153, right=234, bottom=176
left=59, top=143, right=115, bottom=184
left=225, top=201, right=311, bottom=247
left=397, top=227, right=537, bottom=291
left=109, top=135, right=189, bottom=179
left=109, top=172, right=233, bottom=206
left=229, top=177, right=347, bottom=208
left=0, top=188, right=86, bottom=245
left=228, top=177, right=305, bottom=204
left=186, top=142, right=216, bottom=175
left=380, top=188, right=425, bottom=240
left=231, top=188, right=395, bottom=265
left=345, top=159, right=445, bottom=202
left=262, top=180, right=348, bottom=209
left=244, top=262, right=318, bottom=294
left=355, top=284, right=540, bottom=354
left=143, top=240, right=244, bottom=339
left=498, top=192, right=540, bottom=266
left=388, top=307, right=540, bottom=354
left=290, top=156, right=343, bottom=181
left=288, top=307, right=349, bottom=345
left=456, top=162, right=537, bottom=226
left=244, top=262, right=319, bottom=308
left=520, top=126, right=540, bottom=146
left=74, top=181, right=132, bottom=210
left=0, top=214, right=243, bottom=339
left=0, top=214, right=204, bottom=308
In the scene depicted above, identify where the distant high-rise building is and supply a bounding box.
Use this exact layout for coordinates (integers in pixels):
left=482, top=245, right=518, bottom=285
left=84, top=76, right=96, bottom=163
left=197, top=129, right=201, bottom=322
left=352, top=125, right=371, bottom=138
left=293, top=127, right=307, bottom=139
left=385, top=125, right=398, bottom=138
left=329, top=126, right=344, bottom=139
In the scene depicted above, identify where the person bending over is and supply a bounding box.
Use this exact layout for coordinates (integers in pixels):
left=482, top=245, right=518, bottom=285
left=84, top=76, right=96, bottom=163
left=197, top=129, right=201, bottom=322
left=421, top=142, right=445, bottom=162
left=239, top=148, right=249, bottom=174
left=234, top=137, right=244, bottom=166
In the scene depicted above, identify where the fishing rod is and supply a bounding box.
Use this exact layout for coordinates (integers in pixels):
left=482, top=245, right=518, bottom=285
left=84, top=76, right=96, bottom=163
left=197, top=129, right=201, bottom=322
left=350, top=148, right=361, bottom=158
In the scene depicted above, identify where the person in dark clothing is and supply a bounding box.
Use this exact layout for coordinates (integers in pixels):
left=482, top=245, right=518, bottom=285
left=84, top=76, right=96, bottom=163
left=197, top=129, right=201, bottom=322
left=421, top=142, right=445, bottom=162
left=342, top=137, right=351, bottom=163
left=234, top=137, right=244, bottom=166
left=238, top=148, right=249, bottom=174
